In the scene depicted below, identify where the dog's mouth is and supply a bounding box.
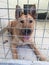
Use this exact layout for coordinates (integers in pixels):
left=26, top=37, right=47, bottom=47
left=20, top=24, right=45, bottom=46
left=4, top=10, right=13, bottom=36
left=23, top=35, right=30, bottom=40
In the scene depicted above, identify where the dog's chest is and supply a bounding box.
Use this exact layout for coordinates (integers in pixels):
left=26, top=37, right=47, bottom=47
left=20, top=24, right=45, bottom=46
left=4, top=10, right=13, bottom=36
left=15, top=36, right=33, bottom=45
left=15, top=35, right=37, bottom=61
left=19, top=40, right=30, bottom=45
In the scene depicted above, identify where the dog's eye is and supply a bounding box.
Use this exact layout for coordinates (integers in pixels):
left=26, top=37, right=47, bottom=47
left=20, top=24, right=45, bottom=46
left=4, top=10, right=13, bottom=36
left=29, top=20, right=33, bottom=23
left=20, top=20, right=24, bottom=23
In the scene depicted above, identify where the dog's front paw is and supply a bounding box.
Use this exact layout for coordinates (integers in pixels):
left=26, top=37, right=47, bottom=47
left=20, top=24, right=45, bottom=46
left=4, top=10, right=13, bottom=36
left=38, top=55, right=47, bottom=61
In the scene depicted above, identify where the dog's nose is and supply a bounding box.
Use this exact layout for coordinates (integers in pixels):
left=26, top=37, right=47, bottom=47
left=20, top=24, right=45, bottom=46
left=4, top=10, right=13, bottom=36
left=22, top=29, right=31, bottom=35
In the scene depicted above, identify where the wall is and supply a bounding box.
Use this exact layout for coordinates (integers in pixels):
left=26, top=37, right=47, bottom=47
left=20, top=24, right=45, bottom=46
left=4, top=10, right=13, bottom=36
left=0, top=0, right=49, bottom=28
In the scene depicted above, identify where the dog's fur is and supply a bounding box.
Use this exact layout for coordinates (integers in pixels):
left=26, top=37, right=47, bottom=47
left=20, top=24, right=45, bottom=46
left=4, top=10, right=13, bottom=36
left=0, top=5, right=46, bottom=61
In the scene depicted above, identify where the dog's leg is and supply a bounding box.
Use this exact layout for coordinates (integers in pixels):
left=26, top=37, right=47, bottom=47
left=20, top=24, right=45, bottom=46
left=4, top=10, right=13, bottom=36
left=11, top=44, right=18, bottom=59
left=29, top=44, right=46, bottom=61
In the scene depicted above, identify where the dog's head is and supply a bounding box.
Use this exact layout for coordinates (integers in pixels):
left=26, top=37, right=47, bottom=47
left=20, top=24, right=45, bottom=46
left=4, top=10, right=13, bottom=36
left=15, top=5, right=36, bottom=42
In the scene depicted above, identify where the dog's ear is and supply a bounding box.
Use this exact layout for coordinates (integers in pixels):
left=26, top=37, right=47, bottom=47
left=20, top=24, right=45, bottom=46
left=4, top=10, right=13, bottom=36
left=15, top=5, right=23, bottom=19
left=29, top=5, right=36, bottom=19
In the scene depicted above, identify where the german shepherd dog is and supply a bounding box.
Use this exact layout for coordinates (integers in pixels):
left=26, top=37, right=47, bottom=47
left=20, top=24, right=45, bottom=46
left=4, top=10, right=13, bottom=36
left=0, top=5, right=46, bottom=61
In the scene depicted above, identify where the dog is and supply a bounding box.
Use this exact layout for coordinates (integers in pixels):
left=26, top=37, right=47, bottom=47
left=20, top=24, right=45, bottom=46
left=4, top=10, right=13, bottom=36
left=0, top=5, right=46, bottom=61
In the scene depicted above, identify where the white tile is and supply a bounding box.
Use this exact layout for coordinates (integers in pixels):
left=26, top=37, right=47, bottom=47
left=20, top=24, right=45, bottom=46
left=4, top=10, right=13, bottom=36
left=0, top=37, right=2, bottom=42
left=6, top=50, right=12, bottom=59
left=1, top=19, right=8, bottom=29
left=36, top=44, right=42, bottom=49
left=0, top=37, right=3, bottom=46
left=35, top=30, right=44, bottom=37
left=35, top=38, right=42, bottom=44
left=36, top=22, right=45, bottom=29
left=0, top=46, right=4, bottom=52
left=9, top=0, right=17, bottom=8
left=42, top=44, right=49, bottom=49
left=9, top=10, right=15, bottom=19
left=19, top=0, right=27, bottom=8
left=40, top=50, right=48, bottom=57
left=43, top=38, right=49, bottom=44
left=44, top=30, right=49, bottom=37
left=0, top=0, right=7, bottom=8
left=4, top=47, right=10, bottom=55
left=0, top=46, right=5, bottom=58
left=0, top=9, right=8, bottom=18
left=39, top=0, right=48, bottom=9
left=45, top=22, right=49, bottom=29
left=47, top=50, right=49, bottom=57
left=29, top=0, right=38, bottom=6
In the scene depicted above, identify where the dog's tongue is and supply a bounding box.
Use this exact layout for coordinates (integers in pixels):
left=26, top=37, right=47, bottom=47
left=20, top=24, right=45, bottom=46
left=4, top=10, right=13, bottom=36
left=24, top=36, right=29, bottom=40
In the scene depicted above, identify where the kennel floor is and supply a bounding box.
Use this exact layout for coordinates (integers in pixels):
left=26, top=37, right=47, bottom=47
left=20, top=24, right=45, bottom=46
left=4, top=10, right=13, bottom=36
left=0, top=60, right=49, bottom=65
left=0, top=21, right=49, bottom=61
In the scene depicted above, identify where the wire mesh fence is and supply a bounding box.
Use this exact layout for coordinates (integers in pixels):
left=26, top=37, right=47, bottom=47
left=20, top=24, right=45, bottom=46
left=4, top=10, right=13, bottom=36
left=0, top=0, right=49, bottom=61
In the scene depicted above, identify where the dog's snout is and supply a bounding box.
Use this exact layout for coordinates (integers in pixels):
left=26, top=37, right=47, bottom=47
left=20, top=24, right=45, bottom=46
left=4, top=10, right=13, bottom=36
left=22, top=29, right=31, bottom=35
left=26, top=29, right=31, bottom=35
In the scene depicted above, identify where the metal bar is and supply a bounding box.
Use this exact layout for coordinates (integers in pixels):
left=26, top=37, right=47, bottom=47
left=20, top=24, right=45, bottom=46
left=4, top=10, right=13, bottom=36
left=0, top=8, right=49, bottom=11
left=17, top=0, right=19, bottom=5
left=7, top=0, right=13, bottom=59
left=41, top=1, right=49, bottom=48
left=0, top=18, right=49, bottom=22
left=34, top=0, right=40, bottom=44
left=0, top=18, right=6, bottom=59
